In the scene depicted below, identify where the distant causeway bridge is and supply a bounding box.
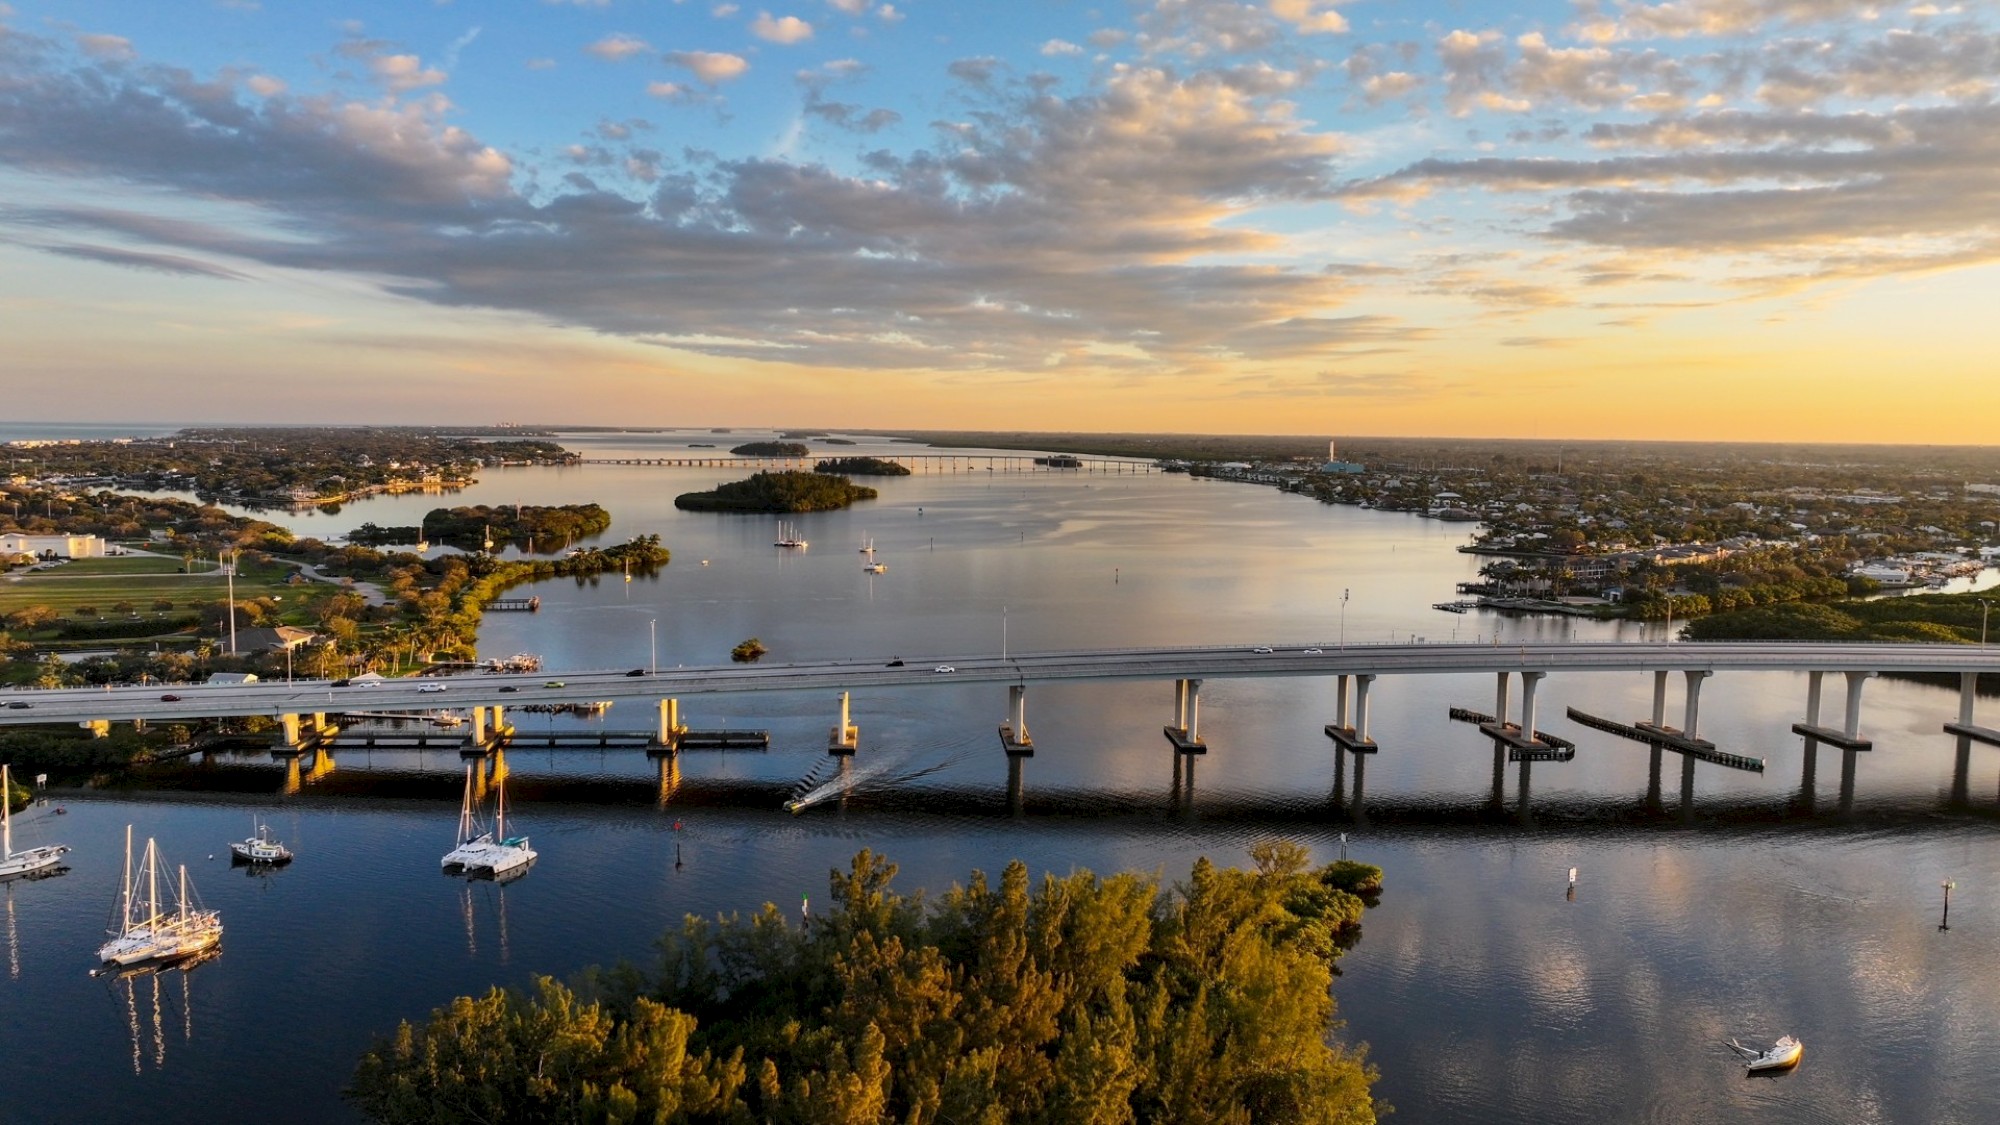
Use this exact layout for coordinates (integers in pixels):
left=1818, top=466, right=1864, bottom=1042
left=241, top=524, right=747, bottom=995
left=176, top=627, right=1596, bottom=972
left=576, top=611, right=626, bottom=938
left=580, top=453, right=1157, bottom=472
left=10, top=641, right=2000, bottom=813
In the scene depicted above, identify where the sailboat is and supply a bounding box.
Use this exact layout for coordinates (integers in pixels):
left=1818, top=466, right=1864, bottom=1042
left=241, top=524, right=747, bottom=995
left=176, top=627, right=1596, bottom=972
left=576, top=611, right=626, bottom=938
left=441, top=764, right=493, bottom=872
left=774, top=521, right=808, bottom=548
left=0, top=764, right=68, bottom=880
left=467, top=772, right=536, bottom=880
left=98, top=827, right=222, bottom=966
left=413, top=514, right=429, bottom=553
left=859, top=535, right=875, bottom=554
left=228, top=817, right=293, bottom=866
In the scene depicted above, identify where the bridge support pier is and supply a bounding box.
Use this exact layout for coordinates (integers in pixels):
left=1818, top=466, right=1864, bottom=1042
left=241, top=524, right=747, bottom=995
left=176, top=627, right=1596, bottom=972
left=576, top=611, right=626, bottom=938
left=1000, top=684, right=1033, bottom=755
left=1681, top=670, right=1710, bottom=740
left=829, top=691, right=859, bottom=755
left=1651, top=670, right=1669, bottom=727
left=471, top=706, right=487, bottom=744
left=656, top=699, right=685, bottom=752
left=279, top=712, right=303, bottom=748
left=1165, top=678, right=1206, bottom=753
left=1325, top=674, right=1377, bottom=751
left=1943, top=672, right=2000, bottom=744
left=1792, top=669, right=1874, bottom=750
left=1478, top=670, right=1545, bottom=750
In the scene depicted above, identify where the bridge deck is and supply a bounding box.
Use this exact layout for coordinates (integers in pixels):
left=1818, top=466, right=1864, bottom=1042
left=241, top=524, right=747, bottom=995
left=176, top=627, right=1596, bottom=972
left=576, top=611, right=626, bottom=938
left=5, top=642, right=1999, bottom=726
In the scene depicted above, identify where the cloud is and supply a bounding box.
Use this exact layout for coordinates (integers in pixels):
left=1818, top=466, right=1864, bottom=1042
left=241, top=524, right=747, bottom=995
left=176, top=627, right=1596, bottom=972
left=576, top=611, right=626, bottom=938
left=804, top=99, right=900, bottom=132
left=826, top=0, right=867, bottom=13
left=585, top=34, right=652, bottom=62
left=1579, top=0, right=1885, bottom=42
left=370, top=53, right=447, bottom=93
left=75, top=33, right=135, bottom=61
left=666, top=50, right=750, bottom=83
left=28, top=241, right=247, bottom=279
left=1040, top=39, right=1084, bottom=57
left=1270, top=1, right=1348, bottom=35
left=0, top=27, right=1406, bottom=374
left=751, top=13, right=814, bottom=44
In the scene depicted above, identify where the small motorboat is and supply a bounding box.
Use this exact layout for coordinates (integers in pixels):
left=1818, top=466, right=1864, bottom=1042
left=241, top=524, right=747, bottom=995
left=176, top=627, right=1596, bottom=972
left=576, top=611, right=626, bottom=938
left=1730, top=1035, right=1803, bottom=1072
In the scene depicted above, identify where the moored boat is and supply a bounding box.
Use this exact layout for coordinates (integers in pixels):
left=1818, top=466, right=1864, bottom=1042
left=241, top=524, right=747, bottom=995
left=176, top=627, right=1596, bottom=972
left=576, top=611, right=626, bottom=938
left=441, top=764, right=493, bottom=872
left=228, top=819, right=293, bottom=866
left=1, top=764, right=68, bottom=881
left=1732, top=1034, right=1803, bottom=1072
left=98, top=826, right=222, bottom=966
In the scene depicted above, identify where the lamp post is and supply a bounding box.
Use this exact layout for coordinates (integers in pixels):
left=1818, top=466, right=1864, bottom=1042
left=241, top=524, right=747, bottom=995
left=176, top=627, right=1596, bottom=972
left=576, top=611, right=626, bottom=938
left=649, top=617, right=657, bottom=675
left=1979, top=599, right=1990, bottom=647
left=224, top=548, right=238, bottom=656
left=1003, top=605, right=1008, bottom=661
left=1941, top=879, right=1956, bottom=931
left=1340, top=588, right=1349, bottom=649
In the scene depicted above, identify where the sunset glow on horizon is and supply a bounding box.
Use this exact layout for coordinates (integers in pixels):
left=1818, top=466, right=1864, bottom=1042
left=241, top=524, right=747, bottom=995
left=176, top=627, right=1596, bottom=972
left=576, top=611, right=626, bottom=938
left=3, top=1, right=1996, bottom=443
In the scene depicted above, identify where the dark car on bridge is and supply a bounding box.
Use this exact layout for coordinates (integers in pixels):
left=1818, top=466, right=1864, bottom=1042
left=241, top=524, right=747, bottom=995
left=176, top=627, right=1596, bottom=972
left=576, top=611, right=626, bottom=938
left=160, top=694, right=181, bottom=702
left=626, top=668, right=648, bottom=677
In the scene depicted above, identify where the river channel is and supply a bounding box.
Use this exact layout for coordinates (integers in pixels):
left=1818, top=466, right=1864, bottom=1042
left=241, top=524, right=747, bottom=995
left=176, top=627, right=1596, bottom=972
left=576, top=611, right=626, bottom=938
left=4, top=430, right=1998, bottom=1124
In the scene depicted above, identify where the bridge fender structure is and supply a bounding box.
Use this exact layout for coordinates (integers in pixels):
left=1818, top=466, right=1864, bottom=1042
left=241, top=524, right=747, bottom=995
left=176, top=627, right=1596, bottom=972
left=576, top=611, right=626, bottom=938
left=1000, top=684, right=1033, bottom=756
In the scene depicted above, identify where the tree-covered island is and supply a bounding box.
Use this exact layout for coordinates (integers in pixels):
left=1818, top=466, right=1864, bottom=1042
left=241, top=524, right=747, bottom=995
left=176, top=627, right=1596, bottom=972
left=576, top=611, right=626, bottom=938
left=730, top=441, right=812, bottom=457
left=348, top=845, right=1385, bottom=1125
left=675, top=471, right=878, bottom=513
left=813, top=456, right=911, bottom=477
left=349, top=504, right=613, bottom=550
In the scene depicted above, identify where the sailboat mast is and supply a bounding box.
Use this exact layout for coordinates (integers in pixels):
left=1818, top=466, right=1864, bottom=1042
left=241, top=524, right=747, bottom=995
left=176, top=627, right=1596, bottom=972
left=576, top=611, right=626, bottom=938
left=458, top=765, right=474, bottom=843
left=494, top=773, right=505, bottom=840
left=121, top=825, right=134, bottom=932
left=144, top=839, right=160, bottom=928
left=178, top=865, right=189, bottom=925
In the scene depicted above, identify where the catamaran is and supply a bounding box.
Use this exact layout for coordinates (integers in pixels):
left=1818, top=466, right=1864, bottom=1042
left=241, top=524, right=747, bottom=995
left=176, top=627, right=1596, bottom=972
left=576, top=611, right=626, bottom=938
left=0, top=764, right=68, bottom=880
left=228, top=818, right=293, bottom=866
left=466, top=772, right=536, bottom=880
left=98, top=826, right=222, bottom=966
left=441, top=764, right=494, bottom=872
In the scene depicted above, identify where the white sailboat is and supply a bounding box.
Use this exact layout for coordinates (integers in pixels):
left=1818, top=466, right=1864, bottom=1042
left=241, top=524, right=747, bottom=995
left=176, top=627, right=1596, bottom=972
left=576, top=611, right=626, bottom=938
left=468, top=772, right=536, bottom=880
left=228, top=818, right=293, bottom=866
left=98, top=826, right=222, bottom=966
left=859, top=535, right=875, bottom=554
left=441, top=764, right=493, bottom=872
left=775, top=521, right=808, bottom=548
left=0, top=764, right=68, bottom=881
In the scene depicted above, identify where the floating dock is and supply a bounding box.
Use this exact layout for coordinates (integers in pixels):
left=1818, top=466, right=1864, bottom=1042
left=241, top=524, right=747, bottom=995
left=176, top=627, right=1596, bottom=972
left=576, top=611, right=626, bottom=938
left=1790, top=722, right=1873, bottom=752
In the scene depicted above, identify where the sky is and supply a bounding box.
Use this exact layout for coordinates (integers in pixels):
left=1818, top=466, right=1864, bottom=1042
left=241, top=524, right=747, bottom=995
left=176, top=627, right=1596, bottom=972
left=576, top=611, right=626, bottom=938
left=1, top=1, right=1996, bottom=442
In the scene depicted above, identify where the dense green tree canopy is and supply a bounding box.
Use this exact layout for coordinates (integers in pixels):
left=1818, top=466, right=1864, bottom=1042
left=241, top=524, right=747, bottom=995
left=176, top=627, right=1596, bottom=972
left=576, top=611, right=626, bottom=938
left=350, top=847, right=1383, bottom=1125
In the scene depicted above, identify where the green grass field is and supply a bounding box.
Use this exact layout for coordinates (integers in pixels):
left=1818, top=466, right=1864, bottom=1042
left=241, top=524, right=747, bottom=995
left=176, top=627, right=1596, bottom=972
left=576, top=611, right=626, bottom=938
left=1, top=557, right=319, bottom=623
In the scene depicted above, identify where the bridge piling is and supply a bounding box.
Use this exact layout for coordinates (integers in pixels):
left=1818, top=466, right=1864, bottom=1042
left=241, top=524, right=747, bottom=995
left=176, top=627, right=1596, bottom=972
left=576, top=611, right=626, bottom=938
left=1943, top=671, right=2000, bottom=744
left=1000, top=684, right=1033, bottom=755
left=1682, top=670, right=1710, bottom=740
left=829, top=691, right=859, bottom=755
left=1651, top=670, right=1668, bottom=727
left=1165, top=678, right=1206, bottom=753
left=1325, top=673, right=1378, bottom=751
left=1792, top=669, right=1874, bottom=750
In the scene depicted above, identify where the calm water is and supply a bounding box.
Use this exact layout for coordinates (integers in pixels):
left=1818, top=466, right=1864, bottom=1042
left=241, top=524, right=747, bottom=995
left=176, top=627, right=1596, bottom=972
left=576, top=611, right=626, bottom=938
left=5, top=431, right=1999, bottom=1124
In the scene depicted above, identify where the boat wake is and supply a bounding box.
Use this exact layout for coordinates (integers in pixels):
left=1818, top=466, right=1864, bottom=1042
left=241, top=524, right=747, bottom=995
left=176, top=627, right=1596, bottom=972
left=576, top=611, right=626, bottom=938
left=785, top=747, right=973, bottom=814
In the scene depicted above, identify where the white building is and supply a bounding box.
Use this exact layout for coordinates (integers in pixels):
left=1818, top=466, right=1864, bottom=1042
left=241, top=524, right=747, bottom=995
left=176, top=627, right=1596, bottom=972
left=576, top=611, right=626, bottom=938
left=0, top=532, right=107, bottom=559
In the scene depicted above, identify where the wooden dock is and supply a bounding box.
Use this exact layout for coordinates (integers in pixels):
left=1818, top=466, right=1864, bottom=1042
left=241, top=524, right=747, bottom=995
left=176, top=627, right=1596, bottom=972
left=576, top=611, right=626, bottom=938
left=1568, top=707, right=1765, bottom=772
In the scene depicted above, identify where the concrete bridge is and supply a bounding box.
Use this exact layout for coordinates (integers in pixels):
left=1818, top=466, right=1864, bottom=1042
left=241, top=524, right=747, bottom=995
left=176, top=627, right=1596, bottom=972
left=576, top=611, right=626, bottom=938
left=580, top=453, right=1155, bottom=473
left=12, top=640, right=2000, bottom=752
